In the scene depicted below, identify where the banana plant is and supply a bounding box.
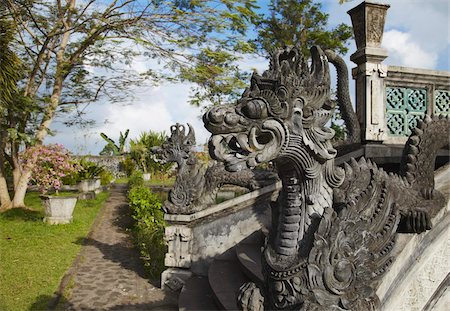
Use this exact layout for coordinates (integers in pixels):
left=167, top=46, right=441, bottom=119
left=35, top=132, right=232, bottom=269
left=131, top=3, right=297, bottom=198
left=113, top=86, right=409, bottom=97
left=99, top=129, right=129, bottom=156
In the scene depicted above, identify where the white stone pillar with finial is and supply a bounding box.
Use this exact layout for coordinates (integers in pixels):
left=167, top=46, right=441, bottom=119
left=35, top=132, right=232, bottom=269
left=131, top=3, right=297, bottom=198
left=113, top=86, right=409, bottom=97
left=348, top=1, right=390, bottom=142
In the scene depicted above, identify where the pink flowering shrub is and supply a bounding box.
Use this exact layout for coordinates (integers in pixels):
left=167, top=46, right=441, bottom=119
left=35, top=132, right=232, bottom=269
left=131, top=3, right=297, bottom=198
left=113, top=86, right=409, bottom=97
left=21, top=144, right=80, bottom=194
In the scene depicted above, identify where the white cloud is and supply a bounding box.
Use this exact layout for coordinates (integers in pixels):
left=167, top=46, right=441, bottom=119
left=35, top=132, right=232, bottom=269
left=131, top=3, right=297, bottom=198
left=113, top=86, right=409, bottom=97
left=46, top=82, right=211, bottom=155
left=382, top=30, right=438, bottom=68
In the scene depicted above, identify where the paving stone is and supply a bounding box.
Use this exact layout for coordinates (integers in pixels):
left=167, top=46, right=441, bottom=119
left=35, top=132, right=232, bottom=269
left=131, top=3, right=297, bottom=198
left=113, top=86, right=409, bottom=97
left=60, top=184, right=178, bottom=310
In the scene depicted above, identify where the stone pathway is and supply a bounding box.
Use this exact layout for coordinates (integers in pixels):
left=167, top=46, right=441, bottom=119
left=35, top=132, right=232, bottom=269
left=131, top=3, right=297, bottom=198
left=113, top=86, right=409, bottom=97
left=60, top=184, right=178, bottom=310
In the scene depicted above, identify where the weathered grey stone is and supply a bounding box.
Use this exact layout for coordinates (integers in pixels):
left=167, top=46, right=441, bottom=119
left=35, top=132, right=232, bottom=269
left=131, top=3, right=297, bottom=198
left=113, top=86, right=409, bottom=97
left=152, top=123, right=277, bottom=214
left=78, top=191, right=96, bottom=200
left=163, top=183, right=279, bottom=274
left=161, top=268, right=192, bottom=291
left=204, top=43, right=449, bottom=310
left=377, top=165, right=450, bottom=311
left=348, top=1, right=388, bottom=48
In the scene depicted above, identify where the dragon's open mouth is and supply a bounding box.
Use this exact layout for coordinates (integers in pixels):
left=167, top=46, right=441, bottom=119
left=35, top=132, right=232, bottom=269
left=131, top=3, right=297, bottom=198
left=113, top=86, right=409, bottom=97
left=209, top=120, right=287, bottom=172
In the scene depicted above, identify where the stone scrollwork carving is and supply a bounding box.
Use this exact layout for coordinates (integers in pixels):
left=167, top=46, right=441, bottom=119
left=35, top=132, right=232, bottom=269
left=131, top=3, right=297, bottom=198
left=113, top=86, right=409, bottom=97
left=203, top=46, right=449, bottom=310
left=152, top=123, right=277, bottom=214
left=164, top=225, right=192, bottom=268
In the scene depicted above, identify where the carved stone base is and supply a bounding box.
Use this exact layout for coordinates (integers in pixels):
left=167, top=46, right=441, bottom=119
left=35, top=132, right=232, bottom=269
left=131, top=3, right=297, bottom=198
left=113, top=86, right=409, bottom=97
left=164, top=225, right=193, bottom=268
left=161, top=268, right=192, bottom=291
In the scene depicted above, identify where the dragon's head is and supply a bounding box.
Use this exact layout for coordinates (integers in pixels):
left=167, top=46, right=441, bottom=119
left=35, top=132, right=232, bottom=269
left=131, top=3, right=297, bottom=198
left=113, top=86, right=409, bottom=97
left=152, top=123, right=196, bottom=167
left=204, top=46, right=337, bottom=172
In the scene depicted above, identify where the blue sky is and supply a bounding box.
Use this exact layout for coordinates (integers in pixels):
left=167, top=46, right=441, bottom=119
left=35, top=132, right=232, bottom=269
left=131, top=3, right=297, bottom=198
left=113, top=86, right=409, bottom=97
left=45, top=0, right=450, bottom=154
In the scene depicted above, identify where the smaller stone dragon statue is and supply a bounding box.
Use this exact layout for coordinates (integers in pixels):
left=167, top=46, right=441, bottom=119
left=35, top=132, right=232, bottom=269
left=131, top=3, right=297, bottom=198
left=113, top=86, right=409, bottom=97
left=203, top=46, right=449, bottom=310
left=151, top=123, right=277, bottom=214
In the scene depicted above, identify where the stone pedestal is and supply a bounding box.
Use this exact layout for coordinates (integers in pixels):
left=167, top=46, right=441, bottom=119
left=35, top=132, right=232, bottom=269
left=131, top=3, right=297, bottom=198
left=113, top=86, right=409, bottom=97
left=161, top=268, right=193, bottom=291
left=348, top=1, right=390, bottom=142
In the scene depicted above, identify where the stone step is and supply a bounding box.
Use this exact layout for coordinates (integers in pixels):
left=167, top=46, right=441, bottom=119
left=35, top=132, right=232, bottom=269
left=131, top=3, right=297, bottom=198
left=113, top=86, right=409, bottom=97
left=178, top=276, right=218, bottom=311
left=236, top=242, right=264, bottom=285
left=208, top=258, right=250, bottom=310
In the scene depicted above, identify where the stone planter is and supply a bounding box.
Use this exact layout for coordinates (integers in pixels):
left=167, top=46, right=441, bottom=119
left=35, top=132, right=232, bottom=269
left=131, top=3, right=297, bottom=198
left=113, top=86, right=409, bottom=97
left=143, top=173, right=151, bottom=181
left=41, top=195, right=78, bottom=224
left=78, top=179, right=97, bottom=193
left=94, top=178, right=101, bottom=190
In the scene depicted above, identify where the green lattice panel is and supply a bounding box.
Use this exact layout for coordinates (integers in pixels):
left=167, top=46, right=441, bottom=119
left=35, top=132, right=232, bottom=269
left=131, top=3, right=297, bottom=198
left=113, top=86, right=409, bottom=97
left=387, top=111, right=407, bottom=135
left=386, top=87, right=405, bottom=110
left=385, top=87, right=427, bottom=136
left=406, top=88, right=426, bottom=112
left=407, top=113, right=425, bottom=136
left=434, top=90, right=450, bottom=115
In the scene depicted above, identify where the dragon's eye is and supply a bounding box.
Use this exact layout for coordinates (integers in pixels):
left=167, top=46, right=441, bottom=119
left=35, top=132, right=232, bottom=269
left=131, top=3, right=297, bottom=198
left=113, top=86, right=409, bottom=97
left=241, top=99, right=268, bottom=119
left=277, top=87, right=288, bottom=101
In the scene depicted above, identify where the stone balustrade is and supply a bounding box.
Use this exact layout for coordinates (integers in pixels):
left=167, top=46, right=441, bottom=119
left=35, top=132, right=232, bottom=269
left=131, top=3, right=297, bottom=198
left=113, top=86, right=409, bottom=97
left=349, top=1, right=450, bottom=145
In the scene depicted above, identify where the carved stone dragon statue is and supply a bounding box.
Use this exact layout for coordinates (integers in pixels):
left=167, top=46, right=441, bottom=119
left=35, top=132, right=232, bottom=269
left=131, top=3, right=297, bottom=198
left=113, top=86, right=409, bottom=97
left=151, top=123, right=277, bottom=214
left=203, top=46, right=449, bottom=310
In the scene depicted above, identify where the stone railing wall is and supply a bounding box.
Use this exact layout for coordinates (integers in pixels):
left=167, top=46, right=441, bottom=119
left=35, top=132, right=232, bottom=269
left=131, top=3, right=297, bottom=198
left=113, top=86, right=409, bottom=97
left=161, top=182, right=280, bottom=290
left=384, top=67, right=450, bottom=144
left=348, top=1, right=450, bottom=145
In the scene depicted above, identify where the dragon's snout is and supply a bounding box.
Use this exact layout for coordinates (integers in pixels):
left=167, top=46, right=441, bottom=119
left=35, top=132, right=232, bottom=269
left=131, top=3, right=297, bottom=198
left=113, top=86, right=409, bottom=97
left=203, top=104, right=248, bottom=134
left=204, top=105, right=226, bottom=124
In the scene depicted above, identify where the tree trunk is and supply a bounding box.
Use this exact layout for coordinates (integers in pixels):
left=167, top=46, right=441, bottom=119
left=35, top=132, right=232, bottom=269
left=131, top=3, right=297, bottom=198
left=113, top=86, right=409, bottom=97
left=0, top=175, right=12, bottom=211
left=11, top=170, right=31, bottom=208
left=12, top=167, right=21, bottom=191
left=0, top=131, right=12, bottom=210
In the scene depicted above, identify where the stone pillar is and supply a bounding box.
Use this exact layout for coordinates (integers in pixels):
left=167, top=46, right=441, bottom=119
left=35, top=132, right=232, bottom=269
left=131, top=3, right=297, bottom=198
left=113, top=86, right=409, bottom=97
left=161, top=225, right=193, bottom=291
left=348, top=1, right=390, bottom=142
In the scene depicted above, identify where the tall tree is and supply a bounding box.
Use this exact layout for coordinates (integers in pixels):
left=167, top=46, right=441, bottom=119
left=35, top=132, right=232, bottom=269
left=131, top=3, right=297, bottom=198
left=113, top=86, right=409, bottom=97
left=0, top=16, right=23, bottom=209
left=254, top=0, right=352, bottom=56
left=0, top=0, right=259, bottom=210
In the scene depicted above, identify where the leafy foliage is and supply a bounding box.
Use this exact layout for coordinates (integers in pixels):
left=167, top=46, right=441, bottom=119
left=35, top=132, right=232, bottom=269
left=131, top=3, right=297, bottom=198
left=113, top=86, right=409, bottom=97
left=62, top=159, right=106, bottom=185
left=120, top=156, right=137, bottom=177
left=254, top=0, right=353, bottom=56
left=99, top=170, right=114, bottom=186
left=128, top=171, right=145, bottom=188
left=99, top=130, right=129, bottom=156
left=128, top=185, right=166, bottom=278
left=0, top=0, right=261, bottom=207
left=129, top=131, right=173, bottom=175
left=0, top=17, right=21, bottom=109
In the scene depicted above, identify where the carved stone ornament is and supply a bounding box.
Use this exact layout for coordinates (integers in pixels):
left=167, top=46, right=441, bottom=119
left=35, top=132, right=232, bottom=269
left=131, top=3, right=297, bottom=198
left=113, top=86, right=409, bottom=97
left=152, top=123, right=277, bottom=214
left=164, top=225, right=193, bottom=268
left=203, top=46, right=449, bottom=310
left=348, top=1, right=390, bottom=50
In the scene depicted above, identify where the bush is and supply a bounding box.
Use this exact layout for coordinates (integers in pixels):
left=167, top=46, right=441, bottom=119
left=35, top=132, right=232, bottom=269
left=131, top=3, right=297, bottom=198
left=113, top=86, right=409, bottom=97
left=77, top=160, right=105, bottom=180
left=128, top=185, right=166, bottom=278
left=62, top=159, right=106, bottom=185
left=99, top=170, right=114, bottom=185
left=121, top=156, right=136, bottom=177
left=128, top=171, right=144, bottom=188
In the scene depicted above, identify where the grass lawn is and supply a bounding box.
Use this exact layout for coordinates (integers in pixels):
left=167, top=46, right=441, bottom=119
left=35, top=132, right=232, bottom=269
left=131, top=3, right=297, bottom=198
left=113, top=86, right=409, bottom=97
left=0, top=191, right=109, bottom=311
